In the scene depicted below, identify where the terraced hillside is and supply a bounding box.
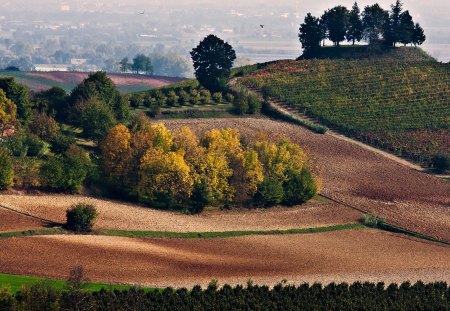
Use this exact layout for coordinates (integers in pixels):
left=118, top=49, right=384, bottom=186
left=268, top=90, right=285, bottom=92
left=240, top=59, right=450, bottom=165
left=0, top=71, right=184, bottom=93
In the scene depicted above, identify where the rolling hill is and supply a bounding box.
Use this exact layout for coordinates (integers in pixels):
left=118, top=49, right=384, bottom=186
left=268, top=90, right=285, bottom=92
left=0, top=71, right=185, bottom=94
left=239, top=48, right=450, bottom=165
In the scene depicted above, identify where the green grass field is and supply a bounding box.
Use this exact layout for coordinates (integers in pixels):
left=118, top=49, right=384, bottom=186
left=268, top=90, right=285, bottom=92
left=0, top=273, right=156, bottom=294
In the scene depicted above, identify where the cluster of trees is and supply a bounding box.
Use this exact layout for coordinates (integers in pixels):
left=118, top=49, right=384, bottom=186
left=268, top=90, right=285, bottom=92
left=299, top=1, right=426, bottom=54
left=1, top=281, right=448, bottom=310
left=101, top=117, right=317, bottom=212
left=119, top=53, right=191, bottom=77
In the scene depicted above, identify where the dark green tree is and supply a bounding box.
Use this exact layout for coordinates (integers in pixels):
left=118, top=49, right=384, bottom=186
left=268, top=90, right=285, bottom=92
left=412, top=23, right=426, bottom=46
left=70, top=71, right=128, bottom=123
left=0, top=77, right=31, bottom=122
left=282, top=168, right=318, bottom=206
left=384, top=0, right=403, bottom=46
left=78, top=97, right=117, bottom=142
left=322, top=6, right=349, bottom=46
left=299, top=13, right=325, bottom=55
left=362, top=4, right=389, bottom=44
left=347, top=2, right=364, bottom=45
left=190, top=35, right=236, bottom=92
left=0, top=147, right=13, bottom=190
left=398, top=10, right=415, bottom=46
left=119, top=57, right=132, bottom=72
left=132, top=54, right=153, bottom=75
left=254, top=176, right=284, bottom=207
left=33, top=86, right=69, bottom=122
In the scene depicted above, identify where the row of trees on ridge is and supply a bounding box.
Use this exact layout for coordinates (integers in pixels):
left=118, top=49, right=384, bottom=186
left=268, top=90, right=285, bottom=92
left=299, top=1, right=426, bottom=54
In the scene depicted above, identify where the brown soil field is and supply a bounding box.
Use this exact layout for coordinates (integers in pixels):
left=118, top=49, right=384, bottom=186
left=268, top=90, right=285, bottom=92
left=28, top=71, right=183, bottom=88
left=162, top=118, right=450, bottom=241
left=0, top=229, right=448, bottom=288
left=0, top=195, right=359, bottom=232
left=0, top=209, right=46, bottom=233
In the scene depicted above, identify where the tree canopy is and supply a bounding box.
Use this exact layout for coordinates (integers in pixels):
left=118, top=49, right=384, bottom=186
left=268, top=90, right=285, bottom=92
left=190, top=34, right=236, bottom=92
left=298, top=13, right=325, bottom=55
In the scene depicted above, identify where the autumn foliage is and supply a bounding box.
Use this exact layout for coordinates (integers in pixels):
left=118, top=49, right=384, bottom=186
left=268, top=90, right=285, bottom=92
left=101, top=116, right=318, bottom=212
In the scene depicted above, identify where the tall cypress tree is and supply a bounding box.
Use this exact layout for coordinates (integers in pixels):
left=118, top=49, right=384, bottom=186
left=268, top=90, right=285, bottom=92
left=412, top=23, right=426, bottom=46
left=398, top=10, right=415, bottom=46
left=299, top=13, right=325, bottom=56
left=347, top=2, right=363, bottom=45
left=385, top=0, right=403, bottom=46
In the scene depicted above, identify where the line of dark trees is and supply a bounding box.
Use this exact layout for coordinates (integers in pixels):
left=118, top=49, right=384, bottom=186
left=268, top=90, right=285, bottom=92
left=299, top=1, right=426, bottom=55
left=1, top=281, right=449, bottom=310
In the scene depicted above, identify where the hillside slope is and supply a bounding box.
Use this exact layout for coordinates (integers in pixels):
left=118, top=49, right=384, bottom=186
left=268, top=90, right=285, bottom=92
left=0, top=71, right=184, bottom=94
left=240, top=56, right=449, bottom=165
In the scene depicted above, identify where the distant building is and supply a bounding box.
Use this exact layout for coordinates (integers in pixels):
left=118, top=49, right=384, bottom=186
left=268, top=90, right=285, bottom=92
left=70, top=58, right=87, bottom=65
left=60, top=5, right=71, bottom=12
left=33, top=64, right=69, bottom=71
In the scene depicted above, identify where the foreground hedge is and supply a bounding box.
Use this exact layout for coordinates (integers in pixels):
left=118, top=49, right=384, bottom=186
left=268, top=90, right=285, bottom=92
left=1, top=281, right=449, bottom=310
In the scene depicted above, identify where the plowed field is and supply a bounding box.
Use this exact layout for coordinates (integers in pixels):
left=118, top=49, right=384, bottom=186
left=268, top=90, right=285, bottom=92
left=0, top=230, right=448, bottom=288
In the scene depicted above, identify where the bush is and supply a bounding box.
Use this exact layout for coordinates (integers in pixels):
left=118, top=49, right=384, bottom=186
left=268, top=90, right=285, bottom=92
left=15, top=283, right=60, bottom=311
left=212, top=92, right=223, bottom=104
left=29, top=113, right=59, bottom=141
left=178, top=90, right=190, bottom=106
left=431, top=154, right=450, bottom=173
left=50, top=132, right=76, bottom=155
left=40, top=154, right=88, bottom=193
left=189, top=90, right=200, bottom=105
left=224, top=93, right=234, bottom=103
left=254, top=176, right=284, bottom=207
left=166, top=90, right=178, bottom=106
left=247, top=95, right=262, bottom=114
left=66, top=204, right=98, bottom=233
left=0, top=287, right=14, bottom=311
left=129, top=94, right=142, bottom=108
left=233, top=93, right=249, bottom=115
left=283, top=168, right=318, bottom=206
left=12, top=157, right=41, bottom=189
left=200, top=89, right=211, bottom=105
left=0, top=147, right=13, bottom=190
left=360, top=213, right=385, bottom=228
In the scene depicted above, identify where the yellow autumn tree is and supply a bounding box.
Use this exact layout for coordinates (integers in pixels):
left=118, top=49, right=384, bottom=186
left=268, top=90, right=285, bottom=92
left=0, top=89, right=17, bottom=137
left=253, top=138, right=308, bottom=181
left=101, top=124, right=131, bottom=185
left=137, top=148, right=194, bottom=206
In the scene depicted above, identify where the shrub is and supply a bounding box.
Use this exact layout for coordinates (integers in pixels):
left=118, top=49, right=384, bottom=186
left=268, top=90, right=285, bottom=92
left=224, top=93, right=234, bottom=103
left=24, top=134, right=48, bottom=157
left=212, top=92, right=223, bottom=104
left=0, top=287, right=14, bottom=311
left=40, top=154, right=88, bottom=193
left=233, top=93, right=249, bottom=115
left=16, top=283, right=60, bottom=311
left=431, top=154, right=450, bottom=173
left=50, top=132, right=76, bottom=155
left=12, top=157, right=41, bottom=189
left=166, top=90, right=178, bottom=106
left=189, top=90, right=200, bottom=105
left=66, top=204, right=98, bottom=233
left=200, top=89, right=211, bottom=105
left=0, top=147, right=13, bottom=190
left=247, top=95, right=262, bottom=114
left=78, top=98, right=117, bottom=142
left=178, top=90, right=190, bottom=106
left=283, top=168, right=318, bottom=206
left=129, top=94, right=142, bottom=108
left=254, top=176, right=284, bottom=207
left=29, top=113, right=59, bottom=141
left=360, top=213, right=385, bottom=228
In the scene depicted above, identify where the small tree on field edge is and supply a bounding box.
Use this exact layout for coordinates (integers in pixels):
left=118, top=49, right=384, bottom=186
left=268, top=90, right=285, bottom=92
left=66, top=204, right=98, bottom=233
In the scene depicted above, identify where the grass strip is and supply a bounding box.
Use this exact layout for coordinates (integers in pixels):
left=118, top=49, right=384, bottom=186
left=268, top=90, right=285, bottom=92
left=378, top=223, right=450, bottom=246
left=0, top=224, right=363, bottom=240
left=0, top=228, right=65, bottom=239
left=95, top=223, right=364, bottom=239
left=0, top=273, right=158, bottom=294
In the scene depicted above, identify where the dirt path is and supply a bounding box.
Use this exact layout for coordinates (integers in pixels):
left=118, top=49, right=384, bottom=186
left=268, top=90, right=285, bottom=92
left=0, top=195, right=359, bottom=232
left=163, top=118, right=450, bottom=242
left=0, top=229, right=448, bottom=288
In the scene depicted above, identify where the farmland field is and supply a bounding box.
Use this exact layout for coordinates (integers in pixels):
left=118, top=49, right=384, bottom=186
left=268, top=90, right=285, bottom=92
left=0, top=71, right=184, bottom=93
left=1, top=118, right=449, bottom=289
left=240, top=59, right=450, bottom=165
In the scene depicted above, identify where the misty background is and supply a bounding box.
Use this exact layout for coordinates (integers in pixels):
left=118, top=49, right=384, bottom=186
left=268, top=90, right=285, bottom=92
left=0, top=0, right=448, bottom=77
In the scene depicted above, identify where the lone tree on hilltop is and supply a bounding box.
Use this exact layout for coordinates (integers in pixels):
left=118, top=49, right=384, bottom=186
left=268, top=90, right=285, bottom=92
left=299, top=13, right=325, bottom=56
left=190, top=35, right=236, bottom=92
left=347, top=2, right=363, bottom=45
